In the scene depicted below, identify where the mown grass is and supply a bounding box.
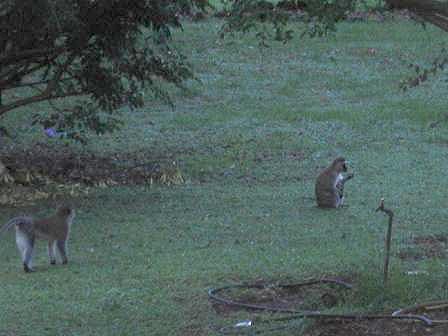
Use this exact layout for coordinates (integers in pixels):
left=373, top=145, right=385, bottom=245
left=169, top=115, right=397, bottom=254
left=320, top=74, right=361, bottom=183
left=2, top=15, right=448, bottom=335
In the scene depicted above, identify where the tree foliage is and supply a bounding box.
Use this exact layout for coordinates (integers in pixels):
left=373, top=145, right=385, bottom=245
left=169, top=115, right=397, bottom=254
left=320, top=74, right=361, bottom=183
left=221, top=0, right=448, bottom=87
left=221, top=0, right=448, bottom=42
left=2, top=0, right=448, bottom=143
left=0, top=0, right=209, bottom=142
left=221, top=0, right=356, bottom=45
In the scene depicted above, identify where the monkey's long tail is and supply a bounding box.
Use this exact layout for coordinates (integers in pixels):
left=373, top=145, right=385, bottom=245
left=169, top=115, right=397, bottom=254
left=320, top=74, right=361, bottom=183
left=0, top=216, right=32, bottom=238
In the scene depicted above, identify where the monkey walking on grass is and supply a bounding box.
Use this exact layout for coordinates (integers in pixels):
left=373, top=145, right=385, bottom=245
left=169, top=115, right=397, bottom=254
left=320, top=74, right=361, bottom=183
left=0, top=206, right=75, bottom=272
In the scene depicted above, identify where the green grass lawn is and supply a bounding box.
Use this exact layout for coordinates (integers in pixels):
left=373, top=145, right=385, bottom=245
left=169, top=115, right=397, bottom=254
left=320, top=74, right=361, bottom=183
left=2, top=16, right=448, bottom=335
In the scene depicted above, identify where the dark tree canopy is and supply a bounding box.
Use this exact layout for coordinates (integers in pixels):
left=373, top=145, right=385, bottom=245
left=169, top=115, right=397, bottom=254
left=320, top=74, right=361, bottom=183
left=0, top=0, right=209, bottom=141
left=221, top=0, right=448, bottom=42
left=221, top=0, right=356, bottom=44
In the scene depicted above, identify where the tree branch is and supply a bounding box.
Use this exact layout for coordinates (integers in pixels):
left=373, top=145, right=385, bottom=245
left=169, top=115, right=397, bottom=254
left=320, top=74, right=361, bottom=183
left=0, top=47, right=63, bottom=67
left=419, top=12, right=448, bottom=31
left=0, top=49, right=80, bottom=113
left=0, top=48, right=64, bottom=89
left=44, top=53, right=76, bottom=95
left=0, top=63, right=48, bottom=89
left=1, top=77, right=75, bottom=90
left=0, top=64, right=24, bottom=81
left=0, top=90, right=86, bottom=117
left=386, top=0, right=448, bottom=32
left=386, top=0, right=448, bottom=12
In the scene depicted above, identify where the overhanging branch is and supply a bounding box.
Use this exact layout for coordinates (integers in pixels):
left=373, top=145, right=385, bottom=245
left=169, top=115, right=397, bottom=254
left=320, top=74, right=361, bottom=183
left=0, top=47, right=64, bottom=67
left=0, top=90, right=86, bottom=117
left=44, top=53, right=76, bottom=95
left=386, top=0, right=448, bottom=32
left=0, top=62, right=51, bottom=89
left=1, top=77, right=75, bottom=90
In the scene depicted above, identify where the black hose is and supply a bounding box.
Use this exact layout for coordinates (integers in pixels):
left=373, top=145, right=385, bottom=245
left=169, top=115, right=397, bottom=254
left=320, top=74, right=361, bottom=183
left=208, top=278, right=435, bottom=335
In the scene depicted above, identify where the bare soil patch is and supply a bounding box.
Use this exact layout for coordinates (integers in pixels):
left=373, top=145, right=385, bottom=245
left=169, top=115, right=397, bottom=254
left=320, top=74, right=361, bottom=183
left=1, top=143, right=183, bottom=186
left=304, top=319, right=448, bottom=336
left=398, top=234, right=448, bottom=261
left=0, top=144, right=183, bottom=205
left=211, top=277, right=352, bottom=316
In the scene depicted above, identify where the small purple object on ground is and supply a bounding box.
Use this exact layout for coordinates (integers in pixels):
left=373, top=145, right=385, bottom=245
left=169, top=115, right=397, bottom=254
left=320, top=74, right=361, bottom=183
left=44, top=127, right=58, bottom=138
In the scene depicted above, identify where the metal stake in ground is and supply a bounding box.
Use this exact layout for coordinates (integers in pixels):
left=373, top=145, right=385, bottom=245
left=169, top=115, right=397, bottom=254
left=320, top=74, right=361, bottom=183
left=375, top=198, right=394, bottom=286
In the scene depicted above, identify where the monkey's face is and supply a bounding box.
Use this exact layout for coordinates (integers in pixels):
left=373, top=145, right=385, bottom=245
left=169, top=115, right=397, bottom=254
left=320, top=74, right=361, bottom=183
left=332, top=157, right=348, bottom=173
left=58, top=206, right=73, bottom=217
